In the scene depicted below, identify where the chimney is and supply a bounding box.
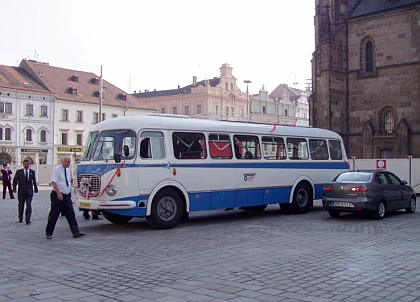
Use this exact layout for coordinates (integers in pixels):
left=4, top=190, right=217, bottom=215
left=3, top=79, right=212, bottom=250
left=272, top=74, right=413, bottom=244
left=193, top=76, right=197, bottom=86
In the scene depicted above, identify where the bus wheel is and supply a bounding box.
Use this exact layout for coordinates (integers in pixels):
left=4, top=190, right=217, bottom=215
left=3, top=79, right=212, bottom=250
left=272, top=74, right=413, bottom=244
left=102, top=212, right=133, bottom=224
left=146, top=189, right=185, bottom=229
left=289, top=182, right=311, bottom=214
left=241, top=205, right=267, bottom=212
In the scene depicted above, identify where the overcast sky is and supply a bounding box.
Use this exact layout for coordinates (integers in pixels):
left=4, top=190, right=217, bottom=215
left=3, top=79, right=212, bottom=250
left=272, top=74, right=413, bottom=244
left=1, top=0, right=315, bottom=95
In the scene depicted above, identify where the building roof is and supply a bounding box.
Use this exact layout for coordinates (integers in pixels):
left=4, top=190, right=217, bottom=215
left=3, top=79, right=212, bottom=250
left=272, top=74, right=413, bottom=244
left=19, top=59, right=154, bottom=111
left=348, top=0, right=420, bottom=19
left=0, top=64, right=51, bottom=94
left=133, top=78, right=220, bottom=98
left=268, top=84, right=300, bottom=104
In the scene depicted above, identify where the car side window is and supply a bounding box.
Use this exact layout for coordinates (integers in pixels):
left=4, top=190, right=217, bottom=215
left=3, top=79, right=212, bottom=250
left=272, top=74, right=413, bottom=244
left=376, top=173, right=388, bottom=184
left=386, top=172, right=402, bottom=185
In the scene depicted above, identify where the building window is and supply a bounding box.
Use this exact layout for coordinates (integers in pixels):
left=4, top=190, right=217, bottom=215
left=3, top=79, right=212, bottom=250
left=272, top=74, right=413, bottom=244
left=366, top=41, right=374, bottom=72
left=213, top=105, right=218, bottom=115
left=230, top=83, right=233, bottom=90
left=384, top=110, right=395, bottom=135
left=184, top=106, right=189, bottom=115
left=102, top=113, right=106, bottom=122
left=76, top=111, right=83, bottom=122
left=231, top=107, right=234, bottom=116
left=111, top=114, right=118, bottom=118
left=225, top=82, right=228, bottom=89
left=40, top=130, right=47, bottom=143
left=196, top=104, right=201, bottom=114
left=380, top=148, right=392, bottom=159
left=93, top=112, right=99, bottom=124
left=76, top=134, right=83, bottom=145
left=285, top=109, right=288, bottom=116
left=61, top=133, right=68, bottom=145
left=41, top=106, right=48, bottom=117
left=26, top=104, right=33, bottom=116
left=1, top=102, right=13, bottom=114
left=173, top=107, right=178, bottom=115
left=161, top=107, right=166, bottom=114
left=240, top=108, right=244, bottom=117
left=61, top=109, right=68, bottom=121
left=226, top=106, right=229, bottom=116
left=25, top=129, right=32, bottom=142
left=5, top=128, right=11, bottom=140
left=0, top=128, right=3, bottom=140
left=262, top=106, right=266, bottom=114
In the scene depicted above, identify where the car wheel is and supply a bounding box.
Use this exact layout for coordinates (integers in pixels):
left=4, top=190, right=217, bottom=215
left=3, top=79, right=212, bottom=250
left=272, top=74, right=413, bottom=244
left=373, top=201, right=386, bottom=220
left=102, top=212, right=133, bottom=224
left=328, top=210, right=340, bottom=218
left=146, top=188, right=185, bottom=229
left=406, top=197, right=416, bottom=213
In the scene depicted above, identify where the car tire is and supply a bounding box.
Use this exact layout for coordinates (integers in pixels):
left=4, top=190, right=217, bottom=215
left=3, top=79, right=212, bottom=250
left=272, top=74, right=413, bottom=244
left=373, top=201, right=386, bottom=220
left=328, top=210, right=340, bottom=218
left=406, top=197, right=416, bottom=213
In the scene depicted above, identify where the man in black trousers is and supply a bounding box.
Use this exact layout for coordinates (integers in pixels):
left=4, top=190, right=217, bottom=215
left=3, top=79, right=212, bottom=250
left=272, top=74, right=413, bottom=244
left=45, top=155, right=85, bottom=239
left=13, top=159, right=38, bottom=224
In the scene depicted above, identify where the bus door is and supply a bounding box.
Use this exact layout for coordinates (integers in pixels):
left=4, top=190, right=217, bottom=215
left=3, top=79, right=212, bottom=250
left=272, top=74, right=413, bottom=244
left=138, top=131, right=169, bottom=193
left=208, top=134, right=235, bottom=210
left=233, top=135, right=264, bottom=207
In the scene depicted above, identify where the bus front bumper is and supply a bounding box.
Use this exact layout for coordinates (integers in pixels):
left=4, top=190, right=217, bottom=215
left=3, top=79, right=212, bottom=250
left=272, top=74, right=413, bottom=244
left=74, top=199, right=137, bottom=210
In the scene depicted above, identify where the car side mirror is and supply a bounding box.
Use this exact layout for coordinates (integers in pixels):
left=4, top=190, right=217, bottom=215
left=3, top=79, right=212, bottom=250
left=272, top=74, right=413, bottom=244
left=402, top=180, right=408, bottom=185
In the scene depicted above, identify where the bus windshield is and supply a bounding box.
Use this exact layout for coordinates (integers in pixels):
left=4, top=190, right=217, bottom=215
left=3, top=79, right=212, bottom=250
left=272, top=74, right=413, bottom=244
left=88, top=130, right=136, bottom=161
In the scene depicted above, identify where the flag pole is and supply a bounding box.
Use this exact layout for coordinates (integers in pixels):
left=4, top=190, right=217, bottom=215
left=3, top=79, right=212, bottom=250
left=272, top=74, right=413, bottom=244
left=99, top=65, right=103, bottom=122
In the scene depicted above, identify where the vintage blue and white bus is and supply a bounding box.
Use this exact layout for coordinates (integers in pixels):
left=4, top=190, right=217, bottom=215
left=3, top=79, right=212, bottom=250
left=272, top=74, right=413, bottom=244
left=74, top=114, right=349, bottom=229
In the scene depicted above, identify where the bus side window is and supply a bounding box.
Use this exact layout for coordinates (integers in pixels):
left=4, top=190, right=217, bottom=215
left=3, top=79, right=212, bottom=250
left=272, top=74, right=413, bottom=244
left=140, top=138, right=150, bottom=158
left=140, top=131, right=165, bottom=159
left=287, top=137, right=308, bottom=160
left=209, top=134, right=232, bottom=159
left=173, top=132, right=206, bottom=159
left=328, top=140, right=343, bottom=160
left=233, top=134, right=261, bottom=160
left=262, top=136, right=286, bottom=160
left=309, top=139, right=328, bottom=160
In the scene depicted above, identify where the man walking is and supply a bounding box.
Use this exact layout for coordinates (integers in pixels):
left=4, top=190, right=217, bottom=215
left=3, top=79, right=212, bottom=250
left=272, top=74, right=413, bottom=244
left=1, top=163, right=14, bottom=199
left=46, top=155, right=85, bottom=239
left=13, top=159, right=38, bottom=224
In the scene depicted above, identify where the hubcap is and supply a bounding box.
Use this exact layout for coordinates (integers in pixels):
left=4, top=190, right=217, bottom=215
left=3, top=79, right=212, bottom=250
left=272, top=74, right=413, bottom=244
left=157, top=197, right=177, bottom=221
left=378, top=203, right=385, bottom=218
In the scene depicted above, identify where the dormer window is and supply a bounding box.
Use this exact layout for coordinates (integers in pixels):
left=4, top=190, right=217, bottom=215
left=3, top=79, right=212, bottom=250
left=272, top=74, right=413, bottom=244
left=68, top=87, right=77, bottom=95
left=91, top=77, right=99, bottom=84
left=94, top=90, right=100, bottom=97
left=71, top=75, right=79, bottom=82
left=118, top=93, right=127, bottom=101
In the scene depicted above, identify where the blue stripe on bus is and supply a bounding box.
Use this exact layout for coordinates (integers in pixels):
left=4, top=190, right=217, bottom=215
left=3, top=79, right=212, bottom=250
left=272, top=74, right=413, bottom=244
left=77, top=161, right=349, bottom=176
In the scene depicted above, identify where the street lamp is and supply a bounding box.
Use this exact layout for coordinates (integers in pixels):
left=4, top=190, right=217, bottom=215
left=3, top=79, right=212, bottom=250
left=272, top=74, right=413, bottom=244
left=243, top=80, right=252, bottom=121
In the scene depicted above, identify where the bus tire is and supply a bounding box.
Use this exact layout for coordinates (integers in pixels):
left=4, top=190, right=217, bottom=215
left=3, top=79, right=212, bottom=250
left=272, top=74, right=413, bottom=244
left=146, top=188, right=185, bottom=229
left=102, top=212, right=133, bottom=224
left=289, top=182, right=311, bottom=214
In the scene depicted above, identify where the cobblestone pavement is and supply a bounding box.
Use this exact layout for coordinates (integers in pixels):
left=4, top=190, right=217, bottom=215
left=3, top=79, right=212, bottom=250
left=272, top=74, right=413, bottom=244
left=1, top=186, right=419, bottom=302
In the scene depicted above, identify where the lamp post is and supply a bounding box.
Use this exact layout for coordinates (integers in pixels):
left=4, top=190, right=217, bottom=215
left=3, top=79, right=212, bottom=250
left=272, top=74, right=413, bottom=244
left=243, top=80, right=252, bottom=121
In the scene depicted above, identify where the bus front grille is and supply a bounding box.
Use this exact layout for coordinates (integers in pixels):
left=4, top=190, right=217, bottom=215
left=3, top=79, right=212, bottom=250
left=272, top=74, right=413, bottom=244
left=77, top=174, right=101, bottom=197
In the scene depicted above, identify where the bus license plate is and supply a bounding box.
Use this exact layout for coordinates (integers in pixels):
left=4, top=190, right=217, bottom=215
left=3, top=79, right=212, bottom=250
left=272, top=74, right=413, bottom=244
left=80, top=202, right=91, bottom=207
left=334, top=202, right=352, bottom=207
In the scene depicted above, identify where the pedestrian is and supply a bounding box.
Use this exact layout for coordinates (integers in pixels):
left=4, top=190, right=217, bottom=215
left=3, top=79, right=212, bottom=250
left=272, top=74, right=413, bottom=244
left=1, top=163, right=15, bottom=199
left=45, top=155, right=85, bottom=239
left=12, top=159, right=38, bottom=224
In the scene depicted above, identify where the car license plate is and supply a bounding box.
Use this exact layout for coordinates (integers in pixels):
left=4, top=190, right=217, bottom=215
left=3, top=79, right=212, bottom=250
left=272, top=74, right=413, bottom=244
left=80, top=202, right=91, bottom=207
left=333, top=202, right=352, bottom=207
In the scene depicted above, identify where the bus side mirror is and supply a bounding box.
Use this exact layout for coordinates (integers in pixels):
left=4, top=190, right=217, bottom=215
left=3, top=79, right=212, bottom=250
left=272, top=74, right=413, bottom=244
left=114, top=153, right=122, bottom=163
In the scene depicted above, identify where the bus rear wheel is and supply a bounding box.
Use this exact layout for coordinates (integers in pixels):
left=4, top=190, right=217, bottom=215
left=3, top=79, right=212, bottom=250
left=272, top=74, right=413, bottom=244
left=289, top=182, right=312, bottom=214
left=102, top=212, right=133, bottom=224
left=146, top=188, right=185, bottom=229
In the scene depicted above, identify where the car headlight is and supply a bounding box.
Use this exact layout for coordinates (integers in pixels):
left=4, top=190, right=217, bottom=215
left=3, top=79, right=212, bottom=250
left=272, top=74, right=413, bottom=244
left=106, top=185, right=117, bottom=196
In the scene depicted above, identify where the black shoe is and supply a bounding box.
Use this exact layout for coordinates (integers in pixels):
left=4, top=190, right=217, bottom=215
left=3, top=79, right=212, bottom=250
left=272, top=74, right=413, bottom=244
left=73, top=232, right=86, bottom=238
left=92, top=215, right=102, bottom=220
left=19, top=220, right=23, bottom=223
left=84, top=214, right=90, bottom=220
left=26, top=221, right=31, bottom=225
left=46, top=234, right=52, bottom=239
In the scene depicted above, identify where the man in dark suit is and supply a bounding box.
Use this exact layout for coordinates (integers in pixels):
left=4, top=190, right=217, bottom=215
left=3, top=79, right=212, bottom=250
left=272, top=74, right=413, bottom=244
left=13, top=159, right=38, bottom=224
left=1, top=163, right=14, bottom=199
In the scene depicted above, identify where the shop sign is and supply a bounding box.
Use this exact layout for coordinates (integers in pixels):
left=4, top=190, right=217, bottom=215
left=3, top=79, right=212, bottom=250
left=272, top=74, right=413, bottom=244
left=57, top=147, right=84, bottom=152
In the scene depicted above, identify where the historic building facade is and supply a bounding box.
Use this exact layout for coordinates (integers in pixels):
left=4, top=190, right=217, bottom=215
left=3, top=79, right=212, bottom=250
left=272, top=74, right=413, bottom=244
left=311, top=0, right=420, bottom=158
left=0, top=60, right=154, bottom=165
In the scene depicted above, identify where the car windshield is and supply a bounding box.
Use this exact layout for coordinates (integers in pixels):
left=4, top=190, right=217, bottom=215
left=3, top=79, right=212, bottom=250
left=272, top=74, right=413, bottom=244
left=334, top=172, right=372, bottom=182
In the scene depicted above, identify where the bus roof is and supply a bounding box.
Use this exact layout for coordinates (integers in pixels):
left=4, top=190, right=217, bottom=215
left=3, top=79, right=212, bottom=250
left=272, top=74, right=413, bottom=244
left=91, top=114, right=342, bottom=139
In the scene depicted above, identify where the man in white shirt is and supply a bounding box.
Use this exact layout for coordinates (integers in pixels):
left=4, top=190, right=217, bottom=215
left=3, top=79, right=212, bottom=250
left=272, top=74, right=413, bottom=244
left=45, top=156, right=85, bottom=239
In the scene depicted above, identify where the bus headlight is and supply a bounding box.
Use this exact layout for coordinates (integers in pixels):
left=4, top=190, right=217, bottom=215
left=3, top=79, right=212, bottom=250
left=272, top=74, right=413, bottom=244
left=106, top=185, right=117, bottom=196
